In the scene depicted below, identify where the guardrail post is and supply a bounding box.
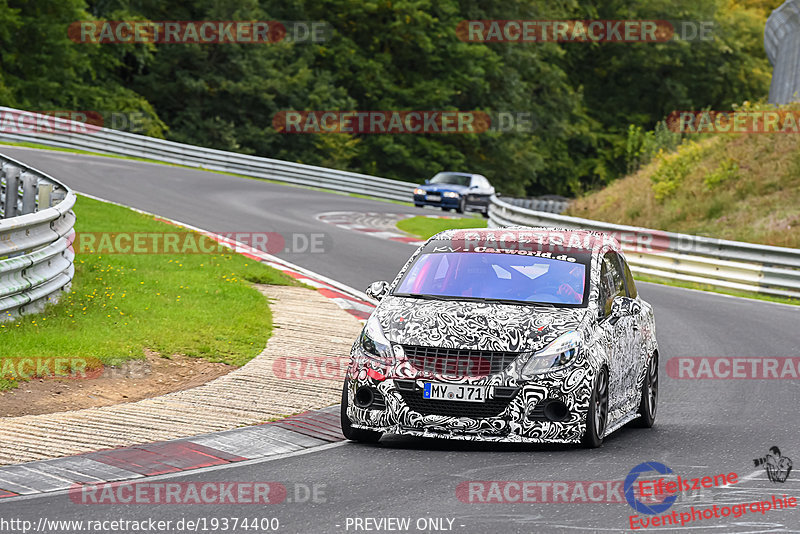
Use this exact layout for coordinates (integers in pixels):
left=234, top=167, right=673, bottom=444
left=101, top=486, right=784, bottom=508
left=765, top=0, right=800, bottom=104
left=2, top=164, right=20, bottom=218
left=50, top=187, right=66, bottom=206
left=38, top=182, right=53, bottom=210
left=20, top=172, right=37, bottom=214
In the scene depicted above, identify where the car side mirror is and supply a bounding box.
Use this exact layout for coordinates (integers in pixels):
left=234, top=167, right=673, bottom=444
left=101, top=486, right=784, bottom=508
left=366, top=280, right=390, bottom=301
left=609, top=296, right=641, bottom=325
left=469, top=184, right=479, bottom=190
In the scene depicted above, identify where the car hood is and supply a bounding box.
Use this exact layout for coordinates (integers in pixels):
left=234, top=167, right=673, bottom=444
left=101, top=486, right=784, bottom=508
left=376, top=296, right=588, bottom=353
left=421, top=183, right=469, bottom=194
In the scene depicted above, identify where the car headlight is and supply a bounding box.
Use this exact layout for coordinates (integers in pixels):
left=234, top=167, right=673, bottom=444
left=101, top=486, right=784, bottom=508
left=359, top=314, right=394, bottom=364
left=413, top=188, right=425, bottom=195
left=443, top=191, right=460, bottom=198
left=521, top=331, right=579, bottom=379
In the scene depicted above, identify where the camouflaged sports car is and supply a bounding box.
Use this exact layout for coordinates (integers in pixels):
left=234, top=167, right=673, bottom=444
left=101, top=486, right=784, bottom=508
left=341, top=227, right=659, bottom=448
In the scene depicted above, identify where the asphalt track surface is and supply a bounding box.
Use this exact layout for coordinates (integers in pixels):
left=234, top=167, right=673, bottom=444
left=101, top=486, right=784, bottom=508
left=2, top=147, right=800, bottom=533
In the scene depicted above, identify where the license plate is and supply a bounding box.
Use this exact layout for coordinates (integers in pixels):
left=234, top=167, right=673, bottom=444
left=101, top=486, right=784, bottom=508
left=426, top=194, right=441, bottom=202
left=423, top=382, right=486, bottom=403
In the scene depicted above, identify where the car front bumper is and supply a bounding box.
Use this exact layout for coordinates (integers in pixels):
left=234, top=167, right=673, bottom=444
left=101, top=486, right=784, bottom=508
left=345, top=371, right=593, bottom=444
left=413, top=193, right=460, bottom=208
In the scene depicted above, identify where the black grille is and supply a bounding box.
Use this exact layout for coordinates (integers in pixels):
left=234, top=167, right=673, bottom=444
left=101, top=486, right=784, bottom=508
left=397, top=388, right=516, bottom=418
left=401, top=345, right=520, bottom=376
left=371, top=390, right=386, bottom=410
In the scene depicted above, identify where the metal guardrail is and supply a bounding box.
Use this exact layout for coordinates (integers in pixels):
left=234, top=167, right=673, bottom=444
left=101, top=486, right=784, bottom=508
left=2, top=106, right=797, bottom=300
left=0, top=153, right=76, bottom=322
left=766, top=0, right=800, bottom=104
left=0, top=107, right=417, bottom=202
left=500, top=196, right=569, bottom=215
left=489, top=195, right=800, bottom=299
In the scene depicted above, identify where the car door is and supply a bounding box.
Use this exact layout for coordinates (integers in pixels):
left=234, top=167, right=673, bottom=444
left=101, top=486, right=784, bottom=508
left=469, top=175, right=492, bottom=209
left=597, top=251, right=631, bottom=414
left=620, top=254, right=644, bottom=407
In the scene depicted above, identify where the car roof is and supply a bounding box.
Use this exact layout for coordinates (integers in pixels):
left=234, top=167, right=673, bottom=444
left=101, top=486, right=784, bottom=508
left=427, top=226, right=622, bottom=253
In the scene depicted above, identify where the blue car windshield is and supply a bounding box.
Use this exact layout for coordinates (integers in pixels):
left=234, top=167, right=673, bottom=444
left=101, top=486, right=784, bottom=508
left=430, top=173, right=470, bottom=186
left=394, top=251, right=588, bottom=306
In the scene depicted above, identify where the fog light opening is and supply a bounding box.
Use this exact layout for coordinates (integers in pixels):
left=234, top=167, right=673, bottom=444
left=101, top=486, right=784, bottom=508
left=543, top=400, right=569, bottom=422
left=355, top=387, right=375, bottom=408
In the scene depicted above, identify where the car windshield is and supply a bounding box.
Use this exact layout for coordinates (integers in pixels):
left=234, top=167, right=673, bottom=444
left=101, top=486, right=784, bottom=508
left=393, top=251, right=589, bottom=306
left=430, top=173, right=471, bottom=186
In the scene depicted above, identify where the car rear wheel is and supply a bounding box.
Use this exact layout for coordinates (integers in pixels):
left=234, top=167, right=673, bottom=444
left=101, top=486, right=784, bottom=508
left=340, top=381, right=382, bottom=443
left=581, top=367, right=608, bottom=448
left=630, top=352, right=658, bottom=428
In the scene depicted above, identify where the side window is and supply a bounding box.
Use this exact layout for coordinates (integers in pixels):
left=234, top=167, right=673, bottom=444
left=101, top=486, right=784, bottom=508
left=599, top=252, right=625, bottom=317
left=621, top=257, right=638, bottom=298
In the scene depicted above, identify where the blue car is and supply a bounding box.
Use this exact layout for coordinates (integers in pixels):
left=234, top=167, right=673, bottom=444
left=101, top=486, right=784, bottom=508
left=413, top=172, right=495, bottom=216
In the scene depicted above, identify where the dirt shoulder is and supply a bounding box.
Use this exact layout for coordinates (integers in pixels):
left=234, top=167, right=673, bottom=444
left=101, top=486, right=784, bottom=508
left=0, top=351, right=233, bottom=417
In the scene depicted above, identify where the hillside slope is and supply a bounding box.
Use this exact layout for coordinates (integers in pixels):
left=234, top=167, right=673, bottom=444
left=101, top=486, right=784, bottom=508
left=566, top=128, right=800, bottom=248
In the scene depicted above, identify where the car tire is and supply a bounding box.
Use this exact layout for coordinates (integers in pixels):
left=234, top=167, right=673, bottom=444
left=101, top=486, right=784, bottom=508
left=481, top=208, right=489, bottom=219
left=581, top=367, right=608, bottom=448
left=441, top=207, right=451, bottom=212
left=340, top=380, right=382, bottom=443
left=630, top=352, right=658, bottom=428
left=456, top=197, right=466, bottom=214
left=414, top=203, right=424, bottom=208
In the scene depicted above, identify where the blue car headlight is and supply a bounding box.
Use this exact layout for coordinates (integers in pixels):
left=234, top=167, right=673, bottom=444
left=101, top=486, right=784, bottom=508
left=443, top=191, right=460, bottom=198
left=521, top=331, right=579, bottom=379
left=359, top=314, right=394, bottom=364
left=413, top=188, right=425, bottom=195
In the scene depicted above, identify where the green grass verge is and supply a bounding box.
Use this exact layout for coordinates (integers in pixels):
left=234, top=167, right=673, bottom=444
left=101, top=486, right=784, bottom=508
left=0, top=141, right=414, bottom=206
left=396, top=215, right=488, bottom=240
left=0, top=194, right=301, bottom=390
left=634, top=273, right=799, bottom=306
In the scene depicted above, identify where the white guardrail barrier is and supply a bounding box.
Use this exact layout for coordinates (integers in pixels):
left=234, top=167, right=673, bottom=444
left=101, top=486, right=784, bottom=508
left=0, top=107, right=797, bottom=301
left=0, top=153, right=76, bottom=322
left=489, top=195, right=800, bottom=300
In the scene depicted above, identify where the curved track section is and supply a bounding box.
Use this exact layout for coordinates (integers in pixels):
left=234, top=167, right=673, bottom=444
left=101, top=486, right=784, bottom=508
left=2, top=147, right=799, bottom=532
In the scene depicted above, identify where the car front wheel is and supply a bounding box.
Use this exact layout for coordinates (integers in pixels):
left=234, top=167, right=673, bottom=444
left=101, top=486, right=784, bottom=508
left=456, top=197, right=466, bottom=214
left=581, top=367, right=608, bottom=448
left=340, top=381, right=382, bottom=443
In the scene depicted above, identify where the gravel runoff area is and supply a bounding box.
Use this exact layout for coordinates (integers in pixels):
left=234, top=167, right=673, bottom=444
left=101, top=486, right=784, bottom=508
left=0, top=285, right=362, bottom=465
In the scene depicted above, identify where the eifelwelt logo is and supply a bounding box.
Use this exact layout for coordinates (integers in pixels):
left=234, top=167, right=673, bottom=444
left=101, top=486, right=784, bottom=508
left=625, top=462, right=677, bottom=515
